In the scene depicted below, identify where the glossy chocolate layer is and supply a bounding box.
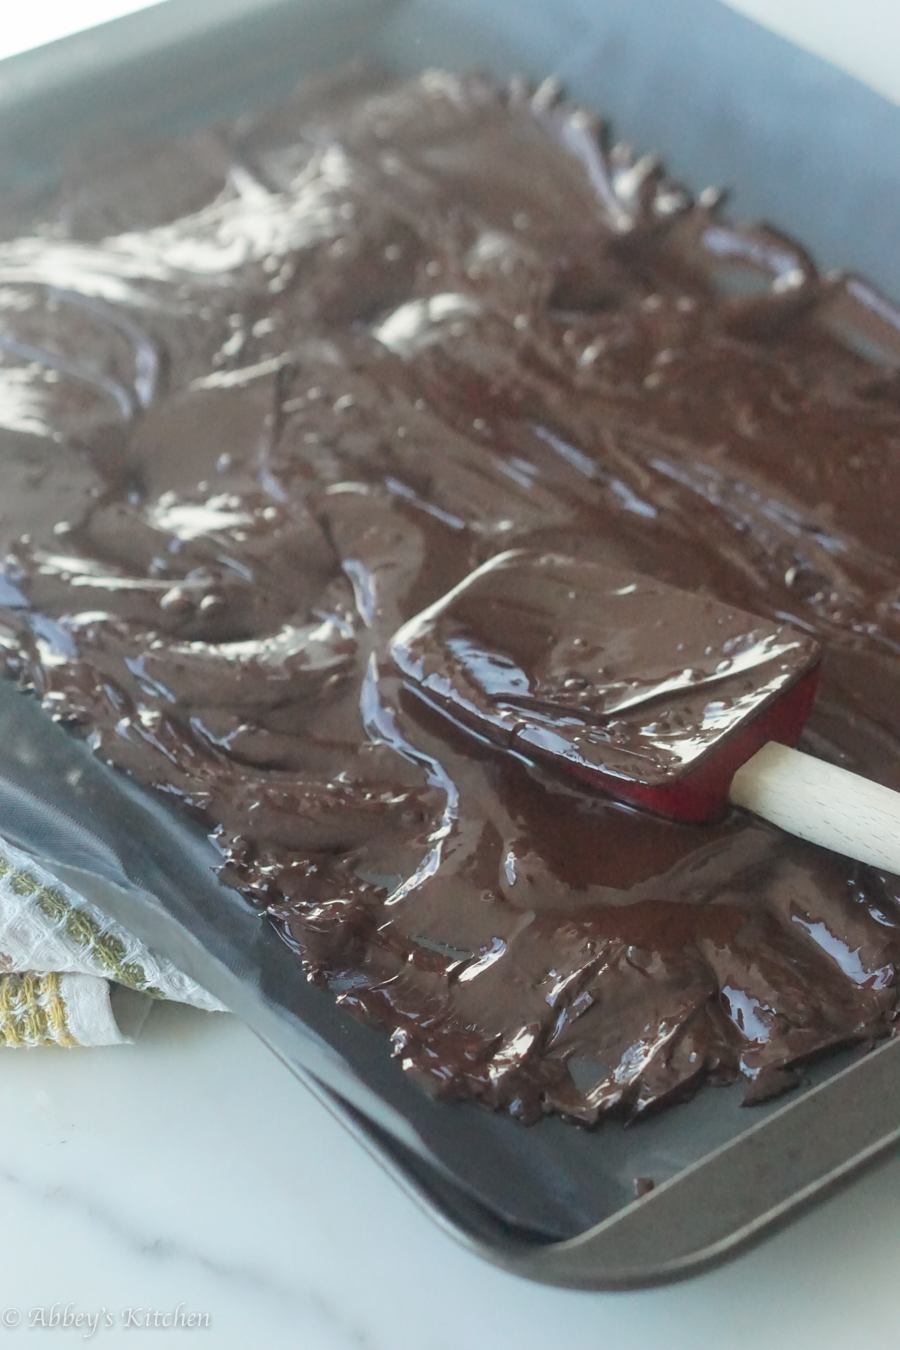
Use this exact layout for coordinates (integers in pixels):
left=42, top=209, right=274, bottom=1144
left=0, top=68, right=898, bottom=1123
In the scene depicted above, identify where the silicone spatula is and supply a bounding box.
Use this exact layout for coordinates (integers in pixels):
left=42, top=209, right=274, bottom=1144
left=391, top=549, right=900, bottom=873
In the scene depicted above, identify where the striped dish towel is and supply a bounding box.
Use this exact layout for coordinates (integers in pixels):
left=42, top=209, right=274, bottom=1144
left=0, top=839, right=224, bottom=1047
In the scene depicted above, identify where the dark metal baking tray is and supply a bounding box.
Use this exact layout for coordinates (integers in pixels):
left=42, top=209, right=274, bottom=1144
left=0, top=0, right=897, bottom=1288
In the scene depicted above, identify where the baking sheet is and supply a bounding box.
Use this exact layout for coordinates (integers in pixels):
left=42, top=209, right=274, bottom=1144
left=0, top=0, right=897, bottom=1286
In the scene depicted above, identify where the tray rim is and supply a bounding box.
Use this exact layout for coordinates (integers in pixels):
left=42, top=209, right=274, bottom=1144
left=0, top=0, right=897, bottom=1289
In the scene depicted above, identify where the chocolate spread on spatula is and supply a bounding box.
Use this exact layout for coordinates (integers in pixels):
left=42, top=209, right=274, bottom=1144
left=391, top=548, right=822, bottom=816
left=0, top=68, right=897, bottom=1122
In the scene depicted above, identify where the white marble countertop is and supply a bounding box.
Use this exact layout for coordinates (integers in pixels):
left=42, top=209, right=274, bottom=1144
left=0, top=3, right=898, bottom=1346
left=1, top=1003, right=898, bottom=1349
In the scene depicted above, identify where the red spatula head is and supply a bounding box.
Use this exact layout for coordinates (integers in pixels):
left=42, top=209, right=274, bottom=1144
left=391, top=550, right=821, bottom=822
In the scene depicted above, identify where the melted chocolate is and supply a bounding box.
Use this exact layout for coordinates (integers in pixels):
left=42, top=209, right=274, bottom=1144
left=0, top=68, right=898, bottom=1123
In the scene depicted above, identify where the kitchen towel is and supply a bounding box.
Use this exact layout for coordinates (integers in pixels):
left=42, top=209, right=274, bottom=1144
left=0, top=837, right=225, bottom=1047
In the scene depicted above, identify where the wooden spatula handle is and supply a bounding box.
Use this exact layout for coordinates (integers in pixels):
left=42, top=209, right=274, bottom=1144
left=730, top=741, right=900, bottom=875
